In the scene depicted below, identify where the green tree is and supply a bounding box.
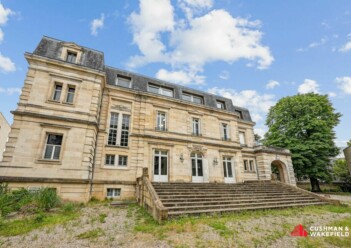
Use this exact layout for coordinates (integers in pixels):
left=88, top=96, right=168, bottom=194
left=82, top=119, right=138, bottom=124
left=347, top=139, right=351, bottom=147
left=333, top=159, right=351, bottom=183
left=264, top=93, right=341, bottom=192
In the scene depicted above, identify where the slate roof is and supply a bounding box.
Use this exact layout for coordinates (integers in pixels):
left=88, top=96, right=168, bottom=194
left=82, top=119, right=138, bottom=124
left=32, top=36, right=252, bottom=122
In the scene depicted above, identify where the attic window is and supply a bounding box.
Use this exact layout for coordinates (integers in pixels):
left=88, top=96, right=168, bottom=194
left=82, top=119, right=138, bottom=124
left=216, top=100, right=226, bottom=109
left=182, top=92, right=204, bottom=104
left=115, top=75, right=131, bottom=88
left=66, top=51, right=77, bottom=63
left=235, top=110, right=243, bottom=119
left=148, top=83, right=174, bottom=97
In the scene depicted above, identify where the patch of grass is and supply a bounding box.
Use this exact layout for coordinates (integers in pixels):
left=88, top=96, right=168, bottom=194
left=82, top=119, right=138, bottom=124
left=77, top=228, right=105, bottom=239
left=99, top=213, right=107, bottom=223
left=298, top=216, right=351, bottom=248
left=0, top=211, right=79, bottom=236
left=209, top=221, right=234, bottom=238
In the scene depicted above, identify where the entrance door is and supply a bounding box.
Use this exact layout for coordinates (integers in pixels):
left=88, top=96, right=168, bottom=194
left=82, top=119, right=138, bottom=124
left=191, top=153, right=204, bottom=182
left=153, top=150, right=168, bottom=182
left=223, top=156, right=235, bottom=183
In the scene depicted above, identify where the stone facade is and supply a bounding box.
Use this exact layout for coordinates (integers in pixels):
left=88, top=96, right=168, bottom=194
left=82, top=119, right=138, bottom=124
left=0, top=113, right=11, bottom=162
left=0, top=37, right=296, bottom=202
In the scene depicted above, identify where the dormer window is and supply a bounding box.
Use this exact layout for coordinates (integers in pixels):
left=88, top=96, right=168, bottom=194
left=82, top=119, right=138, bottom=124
left=66, top=51, right=77, bottom=63
left=236, top=110, right=243, bottom=119
left=148, top=83, right=174, bottom=97
left=216, top=100, right=225, bottom=109
left=115, top=75, right=131, bottom=88
left=182, top=93, right=203, bottom=104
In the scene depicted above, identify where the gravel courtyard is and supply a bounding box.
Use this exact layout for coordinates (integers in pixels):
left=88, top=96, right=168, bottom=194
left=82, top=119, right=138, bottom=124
left=1, top=195, right=350, bottom=248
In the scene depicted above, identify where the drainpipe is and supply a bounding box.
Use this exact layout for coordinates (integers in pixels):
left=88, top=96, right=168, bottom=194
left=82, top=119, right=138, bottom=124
left=89, top=82, right=105, bottom=198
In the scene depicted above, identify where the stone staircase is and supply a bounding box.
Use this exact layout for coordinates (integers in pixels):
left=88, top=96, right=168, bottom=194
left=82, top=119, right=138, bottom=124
left=152, top=181, right=329, bottom=217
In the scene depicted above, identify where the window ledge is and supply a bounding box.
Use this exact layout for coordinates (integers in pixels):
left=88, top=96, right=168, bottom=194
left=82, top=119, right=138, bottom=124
left=244, top=171, right=257, bottom=174
left=105, top=145, right=129, bottom=149
left=102, top=166, right=129, bottom=170
left=62, top=102, right=74, bottom=106
left=36, top=159, right=62, bottom=165
left=47, top=99, right=61, bottom=104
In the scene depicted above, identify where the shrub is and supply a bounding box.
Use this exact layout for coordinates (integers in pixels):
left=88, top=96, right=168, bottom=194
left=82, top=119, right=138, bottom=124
left=35, top=188, right=60, bottom=211
left=62, top=202, right=77, bottom=213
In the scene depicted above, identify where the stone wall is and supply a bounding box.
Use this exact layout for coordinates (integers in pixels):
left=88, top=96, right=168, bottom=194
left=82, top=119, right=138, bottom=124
left=0, top=113, right=10, bottom=162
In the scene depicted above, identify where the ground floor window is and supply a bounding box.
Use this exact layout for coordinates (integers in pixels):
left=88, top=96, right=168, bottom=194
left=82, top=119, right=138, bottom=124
left=43, top=134, right=63, bottom=160
left=104, top=154, right=128, bottom=167
left=106, top=188, right=121, bottom=198
left=223, top=156, right=233, bottom=178
left=244, top=159, right=256, bottom=172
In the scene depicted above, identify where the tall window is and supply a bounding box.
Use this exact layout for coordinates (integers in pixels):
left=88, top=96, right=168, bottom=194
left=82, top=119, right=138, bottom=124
left=244, top=159, right=255, bottom=172
left=65, top=86, right=75, bottom=103
left=182, top=93, right=203, bottom=104
left=148, top=84, right=174, bottom=97
left=216, top=100, right=225, bottom=109
left=108, top=113, right=130, bottom=147
left=66, top=51, right=77, bottom=63
left=44, top=134, right=63, bottom=160
left=52, top=84, right=62, bottom=101
left=223, top=156, right=233, bottom=178
left=239, top=131, right=246, bottom=145
left=192, top=118, right=201, bottom=136
left=191, top=153, right=203, bottom=177
left=249, top=160, right=255, bottom=172
left=115, top=76, right=131, bottom=88
left=156, top=111, right=166, bottom=131
left=222, top=123, right=229, bottom=140
left=244, top=160, right=249, bottom=171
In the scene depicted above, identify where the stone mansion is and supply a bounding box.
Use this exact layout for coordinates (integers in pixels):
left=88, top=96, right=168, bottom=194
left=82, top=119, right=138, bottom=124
left=0, top=37, right=296, bottom=202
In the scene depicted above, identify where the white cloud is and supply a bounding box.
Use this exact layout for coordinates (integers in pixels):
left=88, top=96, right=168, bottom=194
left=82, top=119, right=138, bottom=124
left=90, top=14, right=105, bottom=36
left=156, top=68, right=205, bottom=84
left=328, top=92, right=337, bottom=97
left=297, top=79, right=320, bottom=94
left=335, top=77, right=351, bottom=94
left=178, top=0, right=213, bottom=19
left=208, top=87, right=275, bottom=122
left=0, top=3, right=14, bottom=42
left=0, top=87, right=21, bottom=95
left=297, top=37, right=328, bottom=52
left=339, top=41, right=351, bottom=52
left=0, top=53, right=15, bottom=72
left=219, top=70, right=229, bottom=80
left=254, top=127, right=266, bottom=138
left=128, top=0, right=273, bottom=85
left=266, top=80, right=280, bottom=89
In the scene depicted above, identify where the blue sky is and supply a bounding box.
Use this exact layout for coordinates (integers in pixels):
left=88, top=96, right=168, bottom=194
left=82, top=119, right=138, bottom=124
left=0, top=0, right=350, bottom=146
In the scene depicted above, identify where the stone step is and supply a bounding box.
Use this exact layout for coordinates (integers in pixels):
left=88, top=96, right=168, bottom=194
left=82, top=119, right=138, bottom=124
left=166, top=199, right=325, bottom=212
left=158, top=193, right=305, bottom=200
left=160, top=195, right=310, bottom=202
left=157, top=192, right=303, bottom=197
left=162, top=197, right=319, bottom=207
left=167, top=202, right=327, bottom=216
left=155, top=189, right=296, bottom=193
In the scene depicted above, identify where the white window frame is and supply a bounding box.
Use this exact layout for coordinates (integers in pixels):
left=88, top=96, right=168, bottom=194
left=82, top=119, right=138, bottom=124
left=107, top=112, right=130, bottom=147
left=249, top=160, right=256, bottom=172
left=106, top=188, right=121, bottom=198
left=65, top=85, right=76, bottom=103
left=192, top=118, right=201, bottom=136
left=118, top=155, right=128, bottom=167
left=115, top=76, right=132, bottom=88
left=52, top=83, right=63, bottom=102
left=239, top=131, right=246, bottom=145
left=43, top=134, right=63, bottom=160
left=182, top=93, right=203, bottom=104
left=104, top=154, right=128, bottom=167
left=221, top=123, right=230, bottom=140
left=66, top=51, right=77, bottom=63
left=156, top=111, right=167, bottom=131
left=105, top=154, right=115, bottom=166
left=216, top=101, right=225, bottom=109
left=148, top=84, right=174, bottom=97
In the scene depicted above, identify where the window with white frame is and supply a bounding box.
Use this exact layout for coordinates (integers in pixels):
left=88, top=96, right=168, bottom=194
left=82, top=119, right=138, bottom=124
left=118, top=155, right=128, bottom=166
left=115, top=75, right=131, bottom=88
left=66, top=51, right=77, bottom=63
left=216, top=100, right=225, bottom=109
left=52, top=84, right=62, bottom=101
left=239, top=131, right=246, bottom=145
left=182, top=93, right=203, bottom=104
left=244, top=159, right=256, bottom=172
left=148, top=84, right=174, bottom=97
left=192, top=118, right=201, bottom=136
left=222, top=123, right=229, bottom=140
left=105, top=154, right=128, bottom=167
left=43, top=134, right=63, bottom=160
left=106, top=188, right=121, bottom=198
left=156, top=111, right=167, bottom=131
left=107, top=113, right=130, bottom=147
left=65, top=86, right=75, bottom=103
